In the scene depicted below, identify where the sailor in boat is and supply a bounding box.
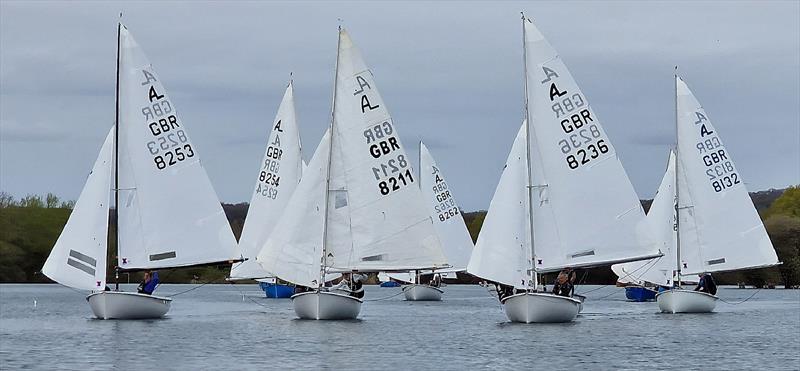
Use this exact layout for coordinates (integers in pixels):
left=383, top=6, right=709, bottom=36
left=694, top=273, right=718, bottom=295
left=429, top=273, right=442, bottom=288
left=331, top=273, right=367, bottom=299
left=552, top=268, right=576, bottom=297
left=137, top=271, right=160, bottom=295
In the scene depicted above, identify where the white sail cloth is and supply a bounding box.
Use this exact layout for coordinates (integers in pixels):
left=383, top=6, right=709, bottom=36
left=232, top=82, right=303, bottom=280
left=257, top=130, right=330, bottom=287
left=324, top=29, right=446, bottom=272
left=673, top=77, right=778, bottom=275
left=467, top=123, right=531, bottom=288
left=42, top=128, right=114, bottom=291
left=612, top=151, right=677, bottom=287
left=522, top=19, right=661, bottom=272
left=419, top=142, right=474, bottom=272
left=116, top=26, right=241, bottom=270
left=257, top=29, right=447, bottom=287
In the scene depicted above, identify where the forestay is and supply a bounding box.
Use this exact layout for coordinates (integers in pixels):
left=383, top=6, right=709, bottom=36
left=467, top=123, right=531, bottom=288
left=612, top=151, right=677, bottom=287
left=324, top=29, right=446, bottom=272
left=42, top=128, right=114, bottom=291
left=232, top=82, right=303, bottom=280
left=419, top=142, right=474, bottom=272
left=257, top=131, right=330, bottom=287
left=116, top=26, right=241, bottom=270
left=674, top=77, right=778, bottom=274
left=523, top=19, right=660, bottom=272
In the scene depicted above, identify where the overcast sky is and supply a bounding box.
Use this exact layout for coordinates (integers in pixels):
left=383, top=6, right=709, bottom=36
left=1, top=1, right=798, bottom=211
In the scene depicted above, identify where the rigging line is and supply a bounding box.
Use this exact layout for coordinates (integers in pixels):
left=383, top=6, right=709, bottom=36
left=363, top=289, right=406, bottom=302
left=719, top=288, right=762, bottom=305
left=166, top=277, right=227, bottom=297
left=575, top=257, right=661, bottom=296
left=237, top=289, right=272, bottom=309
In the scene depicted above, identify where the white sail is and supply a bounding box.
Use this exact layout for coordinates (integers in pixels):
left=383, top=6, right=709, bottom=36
left=324, top=29, right=447, bottom=271
left=42, top=128, right=114, bottom=291
left=231, top=81, right=303, bottom=280
left=256, top=130, right=330, bottom=287
left=116, top=26, right=241, bottom=270
left=612, top=151, right=677, bottom=287
left=419, top=142, right=474, bottom=272
left=674, top=76, right=778, bottom=275
left=523, top=19, right=661, bottom=272
left=467, top=123, right=531, bottom=288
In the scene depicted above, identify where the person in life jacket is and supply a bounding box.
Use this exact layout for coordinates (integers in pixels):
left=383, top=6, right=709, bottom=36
left=350, top=273, right=366, bottom=299
left=137, top=271, right=159, bottom=295
left=694, top=273, right=717, bottom=295
left=429, top=273, right=442, bottom=288
left=552, top=268, right=576, bottom=297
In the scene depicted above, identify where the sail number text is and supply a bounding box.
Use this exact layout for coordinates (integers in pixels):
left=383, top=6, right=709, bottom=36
left=365, top=121, right=415, bottom=196
left=693, top=111, right=740, bottom=193
left=540, top=65, right=613, bottom=171
left=431, top=176, right=459, bottom=222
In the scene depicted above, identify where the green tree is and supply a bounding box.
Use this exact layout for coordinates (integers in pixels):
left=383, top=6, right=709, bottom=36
left=764, top=215, right=800, bottom=288
left=19, top=194, right=44, bottom=208
left=766, top=186, right=800, bottom=218
left=0, top=192, right=16, bottom=208
left=45, top=193, right=60, bottom=208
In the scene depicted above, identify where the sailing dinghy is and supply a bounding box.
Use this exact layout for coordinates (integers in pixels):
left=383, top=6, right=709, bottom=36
left=652, top=75, right=780, bottom=313
left=399, top=142, right=474, bottom=301
left=229, top=79, right=303, bottom=298
left=466, top=16, right=662, bottom=323
left=42, top=23, right=241, bottom=319
left=256, top=28, right=447, bottom=320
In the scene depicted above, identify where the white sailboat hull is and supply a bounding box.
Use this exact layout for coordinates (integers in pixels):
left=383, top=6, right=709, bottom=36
left=501, top=292, right=581, bottom=323
left=656, top=289, right=718, bottom=313
left=86, top=291, right=171, bottom=320
left=402, top=284, right=443, bottom=301
left=291, top=291, right=362, bottom=320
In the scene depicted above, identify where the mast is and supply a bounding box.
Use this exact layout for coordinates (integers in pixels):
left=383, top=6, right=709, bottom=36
left=319, top=27, right=343, bottom=289
left=521, top=14, right=538, bottom=290
left=113, top=20, right=121, bottom=291
left=674, top=67, right=681, bottom=289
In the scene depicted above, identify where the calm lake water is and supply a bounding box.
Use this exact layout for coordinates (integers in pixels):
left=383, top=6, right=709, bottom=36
left=1, top=284, right=798, bottom=370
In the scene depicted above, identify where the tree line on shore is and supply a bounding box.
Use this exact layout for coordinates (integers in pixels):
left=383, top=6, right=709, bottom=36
left=0, top=188, right=797, bottom=288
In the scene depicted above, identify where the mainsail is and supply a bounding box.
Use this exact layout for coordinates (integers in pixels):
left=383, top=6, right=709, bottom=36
left=257, top=28, right=447, bottom=287
left=116, top=26, right=241, bottom=270
left=523, top=18, right=661, bottom=272
left=673, top=76, right=778, bottom=275
left=42, top=128, right=114, bottom=291
left=323, top=29, right=446, bottom=272
left=419, top=142, right=474, bottom=272
left=232, top=81, right=303, bottom=280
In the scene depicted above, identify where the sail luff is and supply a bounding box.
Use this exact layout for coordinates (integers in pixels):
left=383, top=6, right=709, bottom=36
left=521, top=15, right=538, bottom=288
left=113, top=22, right=122, bottom=290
